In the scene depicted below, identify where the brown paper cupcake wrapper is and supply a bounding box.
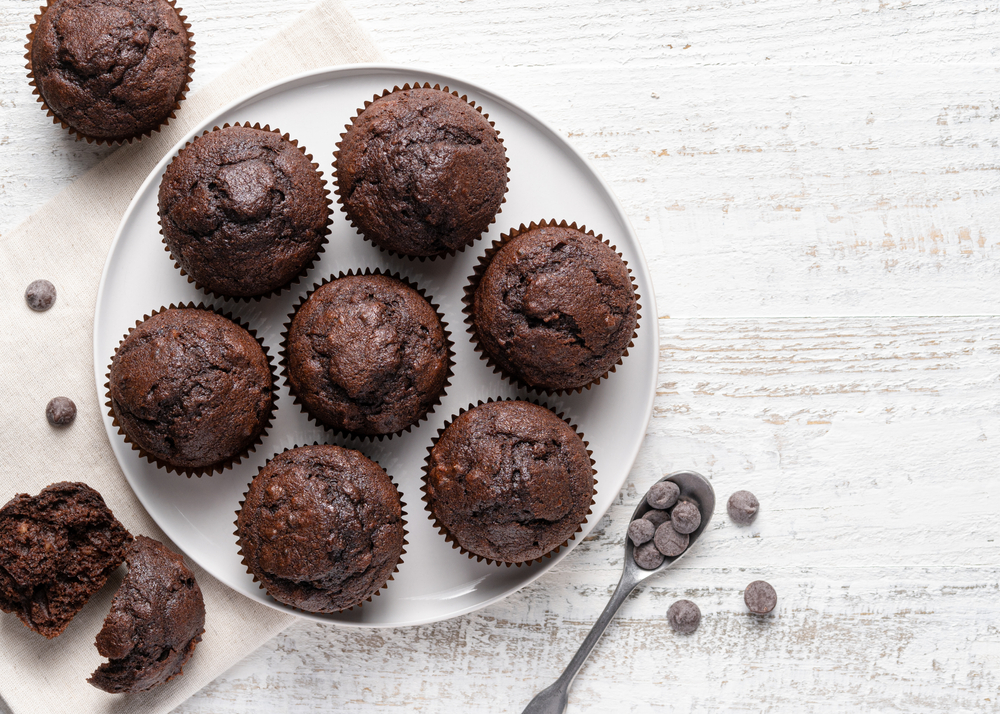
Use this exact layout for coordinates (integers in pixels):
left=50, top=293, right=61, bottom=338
left=233, top=443, right=408, bottom=613
left=332, top=82, right=510, bottom=261
left=104, top=302, right=277, bottom=478
left=158, top=122, right=333, bottom=303
left=25, top=0, right=195, bottom=145
left=420, top=397, right=598, bottom=567
left=279, top=268, right=455, bottom=442
left=462, top=219, right=642, bottom=396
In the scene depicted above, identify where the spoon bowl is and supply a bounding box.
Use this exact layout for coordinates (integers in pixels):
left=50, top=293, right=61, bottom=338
left=624, top=470, right=716, bottom=582
left=521, top=470, right=715, bottom=714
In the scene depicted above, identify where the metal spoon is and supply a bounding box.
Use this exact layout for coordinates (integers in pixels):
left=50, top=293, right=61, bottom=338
left=520, top=469, right=715, bottom=714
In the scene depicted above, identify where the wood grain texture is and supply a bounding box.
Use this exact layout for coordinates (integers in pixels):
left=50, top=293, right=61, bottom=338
left=2, top=0, right=999, bottom=711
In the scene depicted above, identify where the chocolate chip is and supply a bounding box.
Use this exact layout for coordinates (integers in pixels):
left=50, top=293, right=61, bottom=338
left=653, top=522, right=689, bottom=557
left=633, top=541, right=664, bottom=570
left=744, top=580, right=777, bottom=614
left=671, top=500, right=701, bottom=534
left=25, top=280, right=56, bottom=311
left=46, top=397, right=76, bottom=427
left=628, top=518, right=654, bottom=546
left=642, top=509, right=671, bottom=528
left=667, top=599, right=701, bottom=634
left=646, top=480, right=679, bottom=510
left=727, top=490, right=759, bottom=525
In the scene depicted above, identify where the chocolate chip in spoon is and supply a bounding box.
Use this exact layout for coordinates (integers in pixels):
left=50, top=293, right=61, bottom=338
left=627, top=519, right=654, bottom=546
left=653, top=523, right=689, bottom=557
left=671, top=500, right=701, bottom=534
left=633, top=541, right=665, bottom=570
left=646, top=481, right=679, bottom=510
left=642, top=509, right=670, bottom=529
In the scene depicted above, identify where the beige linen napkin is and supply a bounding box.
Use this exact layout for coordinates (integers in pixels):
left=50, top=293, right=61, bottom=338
left=0, top=2, right=383, bottom=712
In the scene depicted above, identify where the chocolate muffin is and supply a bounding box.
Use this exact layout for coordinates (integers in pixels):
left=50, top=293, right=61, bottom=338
left=0, top=482, right=132, bottom=638
left=286, top=273, right=450, bottom=437
left=236, top=445, right=405, bottom=612
left=159, top=125, right=330, bottom=298
left=109, top=307, right=273, bottom=473
left=28, top=0, right=193, bottom=143
left=336, top=85, right=508, bottom=257
left=471, top=223, right=638, bottom=393
left=89, top=536, right=205, bottom=693
left=424, top=400, right=594, bottom=564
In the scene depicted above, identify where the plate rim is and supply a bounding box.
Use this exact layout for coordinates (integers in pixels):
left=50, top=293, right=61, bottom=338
left=93, top=62, right=659, bottom=628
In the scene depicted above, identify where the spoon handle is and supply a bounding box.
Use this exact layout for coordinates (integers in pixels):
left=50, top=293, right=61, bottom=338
left=521, top=571, right=640, bottom=714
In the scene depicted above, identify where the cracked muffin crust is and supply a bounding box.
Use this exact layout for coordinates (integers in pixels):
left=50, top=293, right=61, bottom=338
left=109, top=307, right=273, bottom=471
left=89, top=535, right=205, bottom=693
left=159, top=125, right=330, bottom=298
left=29, top=0, right=193, bottom=142
left=424, top=400, right=594, bottom=564
left=236, top=445, right=405, bottom=613
left=472, top=224, right=637, bottom=392
left=286, top=273, right=450, bottom=437
left=336, top=86, right=508, bottom=257
left=0, top=482, right=132, bottom=638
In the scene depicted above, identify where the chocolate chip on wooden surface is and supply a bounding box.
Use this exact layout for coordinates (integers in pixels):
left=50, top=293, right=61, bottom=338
left=671, top=500, right=702, bottom=534
left=667, top=599, right=701, bottom=634
left=744, top=580, right=777, bottom=614
left=653, top=522, right=689, bottom=557
left=642, top=509, right=671, bottom=528
left=46, top=397, right=76, bottom=427
left=646, top=480, right=680, bottom=510
left=727, top=490, right=759, bottom=525
left=25, top=280, right=56, bottom=311
left=633, top=541, right=665, bottom=570
left=628, top=518, right=654, bottom=546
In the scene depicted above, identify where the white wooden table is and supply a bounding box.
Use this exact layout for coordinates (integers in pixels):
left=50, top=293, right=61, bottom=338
left=3, top=0, right=999, bottom=711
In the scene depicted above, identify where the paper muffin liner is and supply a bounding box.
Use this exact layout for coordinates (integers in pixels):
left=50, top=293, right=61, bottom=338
left=420, top=397, right=598, bottom=567
left=25, top=0, right=195, bottom=145
left=463, top=219, right=642, bottom=396
left=333, top=82, right=511, bottom=261
left=233, top=443, right=408, bottom=613
left=158, top=122, right=333, bottom=303
left=104, top=302, right=277, bottom=478
left=280, top=268, right=455, bottom=442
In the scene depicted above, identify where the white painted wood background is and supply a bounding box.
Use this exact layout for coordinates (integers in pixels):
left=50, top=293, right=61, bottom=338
left=2, top=0, right=1000, bottom=711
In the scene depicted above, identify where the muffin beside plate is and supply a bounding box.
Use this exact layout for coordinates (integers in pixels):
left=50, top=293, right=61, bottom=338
left=26, top=0, right=195, bottom=143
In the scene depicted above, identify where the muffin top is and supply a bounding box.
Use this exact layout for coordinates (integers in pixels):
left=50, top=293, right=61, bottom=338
left=237, top=445, right=405, bottom=613
left=109, top=308, right=272, bottom=471
left=336, top=87, right=508, bottom=257
left=425, top=400, right=594, bottom=564
left=30, top=0, right=192, bottom=141
left=287, top=273, right=449, bottom=436
left=159, top=125, right=330, bottom=298
left=0, top=482, right=132, bottom=638
left=89, top=535, right=205, bottom=693
left=472, top=225, right=637, bottom=392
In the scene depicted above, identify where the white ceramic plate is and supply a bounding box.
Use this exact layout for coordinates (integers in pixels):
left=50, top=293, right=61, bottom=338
left=93, top=65, right=658, bottom=627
